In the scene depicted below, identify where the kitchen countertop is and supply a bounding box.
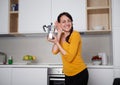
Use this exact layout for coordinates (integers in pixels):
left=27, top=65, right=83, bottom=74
left=0, top=63, right=113, bottom=69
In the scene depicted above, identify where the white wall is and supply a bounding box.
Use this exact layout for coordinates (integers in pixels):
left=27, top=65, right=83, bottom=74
left=82, top=34, right=113, bottom=64
left=0, top=34, right=112, bottom=65
left=0, top=36, right=61, bottom=64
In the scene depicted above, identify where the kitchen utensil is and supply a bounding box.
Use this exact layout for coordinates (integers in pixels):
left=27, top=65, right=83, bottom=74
left=43, top=23, right=55, bottom=39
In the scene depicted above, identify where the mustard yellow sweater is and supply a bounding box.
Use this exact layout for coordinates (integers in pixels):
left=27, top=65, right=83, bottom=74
left=53, top=31, right=87, bottom=76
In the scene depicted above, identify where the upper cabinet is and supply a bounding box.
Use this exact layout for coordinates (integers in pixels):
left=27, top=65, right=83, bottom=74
left=0, top=0, right=112, bottom=34
left=111, top=0, right=120, bottom=27
left=86, top=0, right=111, bottom=32
left=51, top=0, right=87, bottom=32
left=18, top=0, right=87, bottom=33
left=18, top=0, right=51, bottom=33
left=0, top=0, right=9, bottom=34
left=9, top=0, right=19, bottom=33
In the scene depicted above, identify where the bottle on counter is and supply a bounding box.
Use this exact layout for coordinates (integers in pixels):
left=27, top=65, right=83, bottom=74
left=8, top=56, right=13, bottom=64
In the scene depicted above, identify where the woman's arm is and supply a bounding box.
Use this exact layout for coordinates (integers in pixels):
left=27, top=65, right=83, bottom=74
left=52, top=33, right=62, bottom=54
left=49, top=21, right=64, bottom=54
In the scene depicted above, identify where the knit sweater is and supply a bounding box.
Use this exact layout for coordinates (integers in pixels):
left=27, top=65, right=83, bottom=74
left=53, top=30, right=87, bottom=76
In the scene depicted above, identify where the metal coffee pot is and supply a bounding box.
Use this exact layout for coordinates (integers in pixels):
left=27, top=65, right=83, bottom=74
left=43, top=23, right=55, bottom=39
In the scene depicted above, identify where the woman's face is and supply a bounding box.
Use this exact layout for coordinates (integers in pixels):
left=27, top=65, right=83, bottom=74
left=59, top=15, right=72, bottom=32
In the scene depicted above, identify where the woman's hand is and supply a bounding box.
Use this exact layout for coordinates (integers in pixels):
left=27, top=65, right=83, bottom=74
left=47, top=34, right=58, bottom=44
left=54, top=21, right=63, bottom=35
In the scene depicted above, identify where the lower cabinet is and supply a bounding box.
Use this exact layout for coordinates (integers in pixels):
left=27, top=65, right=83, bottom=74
left=0, top=67, right=114, bottom=85
left=12, top=68, right=48, bottom=85
left=0, top=68, right=11, bottom=85
left=88, top=68, right=113, bottom=85
left=0, top=67, right=48, bottom=85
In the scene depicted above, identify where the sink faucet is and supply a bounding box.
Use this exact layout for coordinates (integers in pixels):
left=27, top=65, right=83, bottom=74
left=0, top=52, right=7, bottom=64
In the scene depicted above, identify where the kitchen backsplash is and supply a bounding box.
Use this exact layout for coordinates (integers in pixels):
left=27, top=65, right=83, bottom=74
left=0, top=34, right=113, bottom=65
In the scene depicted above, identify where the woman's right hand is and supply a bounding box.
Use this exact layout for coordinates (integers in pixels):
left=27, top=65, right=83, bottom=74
left=54, top=21, right=63, bottom=35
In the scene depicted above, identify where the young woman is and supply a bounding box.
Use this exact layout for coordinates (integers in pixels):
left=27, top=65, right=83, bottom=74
left=48, top=12, right=89, bottom=85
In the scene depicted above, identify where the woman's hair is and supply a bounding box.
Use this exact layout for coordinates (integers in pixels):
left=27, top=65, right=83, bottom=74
left=57, top=12, right=73, bottom=43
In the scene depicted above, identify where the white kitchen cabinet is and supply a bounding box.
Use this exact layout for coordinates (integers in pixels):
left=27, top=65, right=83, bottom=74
left=18, top=0, right=51, bottom=33
left=0, top=0, right=9, bottom=34
left=88, top=68, right=113, bottom=85
left=113, top=68, right=120, bottom=78
left=0, top=67, right=48, bottom=85
left=19, top=0, right=87, bottom=33
left=0, top=68, right=11, bottom=85
left=12, top=68, right=48, bottom=85
left=111, top=0, right=120, bottom=28
left=51, top=0, right=87, bottom=32
left=112, top=29, right=120, bottom=66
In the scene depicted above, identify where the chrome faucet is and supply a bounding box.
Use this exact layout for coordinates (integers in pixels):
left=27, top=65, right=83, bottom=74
left=0, top=52, right=7, bottom=64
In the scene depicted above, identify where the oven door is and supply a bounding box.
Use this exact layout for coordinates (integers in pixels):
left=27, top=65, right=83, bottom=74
left=49, top=77, right=65, bottom=85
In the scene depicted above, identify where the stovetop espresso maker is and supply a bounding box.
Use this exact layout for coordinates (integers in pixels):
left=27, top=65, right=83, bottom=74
left=43, top=23, right=55, bottom=39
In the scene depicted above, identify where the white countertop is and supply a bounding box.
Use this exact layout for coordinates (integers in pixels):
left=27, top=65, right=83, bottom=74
left=0, top=63, right=113, bottom=69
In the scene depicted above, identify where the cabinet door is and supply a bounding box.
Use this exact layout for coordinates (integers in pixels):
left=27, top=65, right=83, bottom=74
left=0, top=68, right=11, bottom=85
left=112, top=0, right=120, bottom=27
left=19, top=0, right=51, bottom=33
left=0, top=0, right=9, bottom=34
left=113, top=68, right=120, bottom=78
left=112, top=29, right=120, bottom=66
left=88, top=68, right=113, bottom=85
left=51, top=0, right=87, bottom=32
left=12, top=68, right=48, bottom=85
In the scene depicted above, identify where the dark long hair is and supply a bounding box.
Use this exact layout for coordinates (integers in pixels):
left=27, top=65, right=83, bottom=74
left=57, top=12, right=73, bottom=43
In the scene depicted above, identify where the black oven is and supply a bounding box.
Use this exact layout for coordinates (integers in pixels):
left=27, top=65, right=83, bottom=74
left=48, top=67, right=65, bottom=85
left=49, top=76, right=65, bottom=85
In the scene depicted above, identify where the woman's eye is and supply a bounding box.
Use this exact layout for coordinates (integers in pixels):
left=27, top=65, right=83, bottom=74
left=61, top=20, right=71, bottom=23
left=68, top=20, right=71, bottom=23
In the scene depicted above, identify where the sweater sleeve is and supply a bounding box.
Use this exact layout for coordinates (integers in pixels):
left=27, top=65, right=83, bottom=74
left=63, top=32, right=81, bottom=63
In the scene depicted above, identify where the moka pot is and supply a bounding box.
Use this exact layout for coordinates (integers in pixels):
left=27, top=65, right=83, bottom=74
left=43, top=23, right=55, bottom=39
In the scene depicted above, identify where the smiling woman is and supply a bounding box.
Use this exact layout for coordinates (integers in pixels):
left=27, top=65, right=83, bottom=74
left=47, top=12, right=89, bottom=85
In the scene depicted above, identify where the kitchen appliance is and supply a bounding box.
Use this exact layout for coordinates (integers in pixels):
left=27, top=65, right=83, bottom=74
left=98, top=52, right=107, bottom=65
left=48, top=67, right=65, bottom=85
left=43, top=23, right=55, bottom=39
left=0, top=52, right=7, bottom=64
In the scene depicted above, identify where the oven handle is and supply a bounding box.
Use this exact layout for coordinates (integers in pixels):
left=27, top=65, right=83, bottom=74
left=50, top=78, right=65, bottom=81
